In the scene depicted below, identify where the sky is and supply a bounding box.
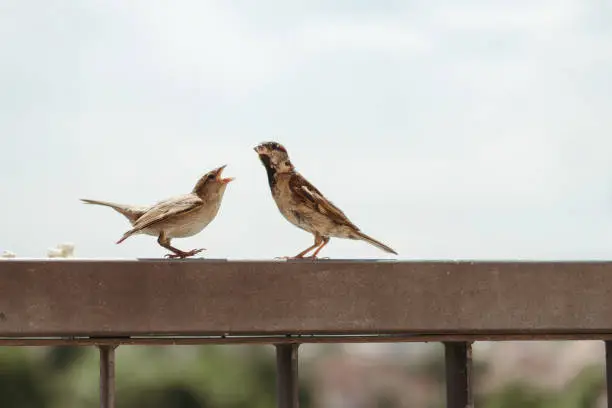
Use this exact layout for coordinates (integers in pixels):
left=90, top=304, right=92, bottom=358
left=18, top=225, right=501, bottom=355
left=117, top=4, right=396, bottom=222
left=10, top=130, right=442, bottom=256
left=1, top=0, right=612, bottom=260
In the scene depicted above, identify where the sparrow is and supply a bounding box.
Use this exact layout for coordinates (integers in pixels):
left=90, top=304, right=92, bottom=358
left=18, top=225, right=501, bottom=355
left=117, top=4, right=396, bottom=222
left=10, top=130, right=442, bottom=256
left=254, top=142, right=397, bottom=258
left=81, top=165, right=234, bottom=259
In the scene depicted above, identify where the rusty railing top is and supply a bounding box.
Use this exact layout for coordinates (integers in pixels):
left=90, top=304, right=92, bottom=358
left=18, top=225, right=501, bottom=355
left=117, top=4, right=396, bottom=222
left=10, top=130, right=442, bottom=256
left=1, top=260, right=612, bottom=345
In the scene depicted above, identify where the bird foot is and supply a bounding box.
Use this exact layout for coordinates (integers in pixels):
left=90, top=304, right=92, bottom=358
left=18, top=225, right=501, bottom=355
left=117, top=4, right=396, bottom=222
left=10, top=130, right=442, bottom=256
left=165, top=248, right=206, bottom=259
left=274, top=255, right=309, bottom=260
left=274, top=255, right=329, bottom=260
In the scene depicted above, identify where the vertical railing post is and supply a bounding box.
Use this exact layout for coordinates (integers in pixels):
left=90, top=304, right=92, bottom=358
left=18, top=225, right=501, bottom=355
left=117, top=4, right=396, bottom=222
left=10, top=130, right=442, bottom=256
left=99, top=345, right=117, bottom=408
left=444, top=342, right=473, bottom=408
left=606, top=341, right=612, bottom=408
left=275, top=343, right=299, bottom=408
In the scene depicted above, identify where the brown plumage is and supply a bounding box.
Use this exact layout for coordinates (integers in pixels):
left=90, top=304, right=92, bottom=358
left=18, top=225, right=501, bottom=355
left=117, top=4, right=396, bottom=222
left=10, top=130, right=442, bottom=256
left=79, top=199, right=149, bottom=224
left=81, top=165, right=234, bottom=259
left=254, top=142, right=397, bottom=258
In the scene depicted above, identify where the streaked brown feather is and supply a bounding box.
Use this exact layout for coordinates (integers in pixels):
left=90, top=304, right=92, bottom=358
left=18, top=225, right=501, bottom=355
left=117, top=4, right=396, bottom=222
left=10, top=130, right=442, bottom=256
left=289, top=173, right=359, bottom=230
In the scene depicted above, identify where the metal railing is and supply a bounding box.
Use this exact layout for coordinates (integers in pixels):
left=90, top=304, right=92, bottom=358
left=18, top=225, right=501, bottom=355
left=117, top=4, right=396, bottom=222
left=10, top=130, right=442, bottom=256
left=2, top=260, right=612, bottom=408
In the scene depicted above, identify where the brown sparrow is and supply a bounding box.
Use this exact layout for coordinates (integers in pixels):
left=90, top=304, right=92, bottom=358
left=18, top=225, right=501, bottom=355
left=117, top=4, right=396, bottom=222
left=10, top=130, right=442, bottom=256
left=81, top=165, right=234, bottom=259
left=254, top=142, right=397, bottom=258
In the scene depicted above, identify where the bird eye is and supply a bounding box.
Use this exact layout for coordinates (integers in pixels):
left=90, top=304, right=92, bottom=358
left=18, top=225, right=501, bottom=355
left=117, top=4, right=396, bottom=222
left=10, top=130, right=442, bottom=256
left=272, top=143, right=285, bottom=152
left=208, top=174, right=215, bottom=179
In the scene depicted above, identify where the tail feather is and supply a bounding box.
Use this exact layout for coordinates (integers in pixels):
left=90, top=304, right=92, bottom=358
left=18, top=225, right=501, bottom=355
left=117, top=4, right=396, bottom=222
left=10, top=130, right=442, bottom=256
left=80, top=198, right=146, bottom=224
left=115, top=231, right=134, bottom=245
left=354, top=231, right=398, bottom=255
left=81, top=198, right=117, bottom=206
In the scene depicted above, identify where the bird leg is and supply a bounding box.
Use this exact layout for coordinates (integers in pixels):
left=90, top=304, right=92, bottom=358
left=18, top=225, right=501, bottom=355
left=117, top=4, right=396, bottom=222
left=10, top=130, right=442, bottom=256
left=294, top=234, right=324, bottom=258
left=307, top=236, right=330, bottom=259
left=274, top=234, right=323, bottom=260
left=157, top=233, right=205, bottom=259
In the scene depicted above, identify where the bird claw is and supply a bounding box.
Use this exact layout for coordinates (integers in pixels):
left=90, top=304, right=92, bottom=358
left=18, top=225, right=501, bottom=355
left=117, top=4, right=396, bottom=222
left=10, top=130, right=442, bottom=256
left=274, top=255, right=329, bottom=260
left=164, top=248, right=206, bottom=259
left=274, top=255, right=308, bottom=260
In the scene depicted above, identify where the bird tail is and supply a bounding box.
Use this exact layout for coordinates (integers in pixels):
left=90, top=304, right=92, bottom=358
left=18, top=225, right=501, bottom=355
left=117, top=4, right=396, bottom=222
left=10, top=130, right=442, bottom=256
left=80, top=199, right=145, bottom=224
left=81, top=198, right=125, bottom=209
left=354, top=231, right=398, bottom=255
left=115, top=231, right=133, bottom=245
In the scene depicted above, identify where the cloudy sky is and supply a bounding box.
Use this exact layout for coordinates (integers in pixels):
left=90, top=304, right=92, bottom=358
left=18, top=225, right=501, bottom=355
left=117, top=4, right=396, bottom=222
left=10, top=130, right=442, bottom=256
left=2, top=0, right=611, bottom=260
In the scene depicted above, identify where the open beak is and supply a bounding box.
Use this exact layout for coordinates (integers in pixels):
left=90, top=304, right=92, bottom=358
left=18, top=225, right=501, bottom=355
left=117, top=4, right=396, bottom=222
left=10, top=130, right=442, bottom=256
left=215, top=165, right=235, bottom=184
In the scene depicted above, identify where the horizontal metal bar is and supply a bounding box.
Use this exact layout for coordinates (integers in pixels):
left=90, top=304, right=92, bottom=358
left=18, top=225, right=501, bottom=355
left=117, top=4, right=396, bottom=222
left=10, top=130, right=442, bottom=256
left=3, top=260, right=612, bottom=337
left=3, top=332, right=612, bottom=346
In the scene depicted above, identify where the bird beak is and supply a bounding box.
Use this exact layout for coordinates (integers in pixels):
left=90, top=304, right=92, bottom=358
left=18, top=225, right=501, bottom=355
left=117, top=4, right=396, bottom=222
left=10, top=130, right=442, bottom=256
left=215, top=165, right=234, bottom=184
left=253, top=145, right=264, bottom=154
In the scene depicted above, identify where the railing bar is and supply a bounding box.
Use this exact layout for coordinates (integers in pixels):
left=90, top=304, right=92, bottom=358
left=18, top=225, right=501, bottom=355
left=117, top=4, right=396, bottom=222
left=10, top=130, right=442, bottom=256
left=444, top=341, right=473, bottom=408
left=5, top=332, right=612, bottom=346
left=606, top=341, right=612, bottom=408
left=99, top=345, right=117, bottom=408
left=276, top=344, right=299, bottom=408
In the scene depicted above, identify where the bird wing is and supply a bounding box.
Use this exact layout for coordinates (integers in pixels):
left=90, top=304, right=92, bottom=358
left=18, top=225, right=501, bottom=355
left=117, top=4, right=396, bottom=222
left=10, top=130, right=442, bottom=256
left=289, top=173, right=359, bottom=230
left=127, top=194, right=204, bottom=234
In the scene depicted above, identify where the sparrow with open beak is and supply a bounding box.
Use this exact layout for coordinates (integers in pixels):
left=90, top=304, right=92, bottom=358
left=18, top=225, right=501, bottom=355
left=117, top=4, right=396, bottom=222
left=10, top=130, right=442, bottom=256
left=81, top=165, right=234, bottom=259
left=254, top=142, right=397, bottom=258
